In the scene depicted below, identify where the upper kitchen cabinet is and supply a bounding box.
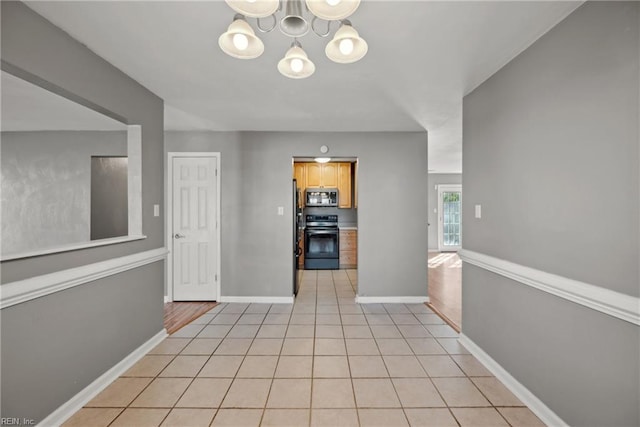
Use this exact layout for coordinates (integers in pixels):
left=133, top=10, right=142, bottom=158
left=338, top=163, right=352, bottom=209
left=305, top=163, right=337, bottom=188
left=294, top=163, right=306, bottom=188
left=293, top=162, right=354, bottom=209
left=321, top=163, right=338, bottom=188
left=306, top=163, right=321, bottom=187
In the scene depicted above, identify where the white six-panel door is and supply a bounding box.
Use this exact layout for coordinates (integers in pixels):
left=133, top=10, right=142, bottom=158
left=172, top=156, right=218, bottom=301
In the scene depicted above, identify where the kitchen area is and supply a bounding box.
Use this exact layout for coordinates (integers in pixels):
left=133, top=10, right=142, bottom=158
left=292, top=158, right=358, bottom=295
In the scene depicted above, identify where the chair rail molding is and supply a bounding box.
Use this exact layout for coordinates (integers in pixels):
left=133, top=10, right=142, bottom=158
left=1, top=247, right=168, bottom=309
left=459, top=249, right=640, bottom=325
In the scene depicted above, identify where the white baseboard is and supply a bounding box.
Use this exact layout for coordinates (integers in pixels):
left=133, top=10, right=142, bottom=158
left=219, top=296, right=294, bottom=304
left=458, top=334, right=568, bottom=427
left=38, top=329, right=168, bottom=427
left=355, top=296, right=429, bottom=304
left=164, top=296, right=170, bottom=303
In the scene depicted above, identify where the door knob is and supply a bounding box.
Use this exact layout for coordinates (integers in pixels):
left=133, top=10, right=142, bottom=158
left=174, top=233, right=186, bottom=239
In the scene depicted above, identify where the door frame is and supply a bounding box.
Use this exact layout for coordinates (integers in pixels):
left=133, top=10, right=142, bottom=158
left=437, top=184, right=462, bottom=252
left=166, top=152, right=221, bottom=302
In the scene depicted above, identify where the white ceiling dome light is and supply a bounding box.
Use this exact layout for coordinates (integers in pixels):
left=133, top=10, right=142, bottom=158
left=325, top=21, right=367, bottom=63
left=305, top=0, right=360, bottom=21
left=225, top=0, right=279, bottom=18
left=220, top=0, right=366, bottom=76
left=278, top=41, right=315, bottom=79
left=218, top=16, right=265, bottom=59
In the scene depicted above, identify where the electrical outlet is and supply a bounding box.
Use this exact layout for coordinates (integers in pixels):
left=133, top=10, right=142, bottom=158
left=154, top=204, right=160, bottom=217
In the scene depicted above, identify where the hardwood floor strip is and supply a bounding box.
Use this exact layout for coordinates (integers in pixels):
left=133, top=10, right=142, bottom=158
left=426, top=301, right=461, bottom=333
left=164, top=301, right=218, bottom=334
left=428, top=252, right=462, bottom=330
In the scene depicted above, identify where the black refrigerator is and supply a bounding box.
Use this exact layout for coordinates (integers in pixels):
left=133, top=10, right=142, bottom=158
left=293, top=179, right=302, bottom=295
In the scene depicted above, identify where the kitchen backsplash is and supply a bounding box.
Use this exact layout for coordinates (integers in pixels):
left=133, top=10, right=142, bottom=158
left=303, top=206, right=357, bottom=226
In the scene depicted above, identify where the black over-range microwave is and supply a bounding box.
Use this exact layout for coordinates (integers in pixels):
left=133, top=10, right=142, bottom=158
left=305, top=188, right=338, bottom=207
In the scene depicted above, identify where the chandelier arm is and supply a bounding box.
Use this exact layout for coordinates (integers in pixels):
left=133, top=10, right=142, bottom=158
left=310, top=16, right=333, bottom=38
left=256, top=14, right=277, bottom=33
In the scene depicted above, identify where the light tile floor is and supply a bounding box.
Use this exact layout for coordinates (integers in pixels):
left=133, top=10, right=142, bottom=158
left=64, top=269, right=545, bottom=427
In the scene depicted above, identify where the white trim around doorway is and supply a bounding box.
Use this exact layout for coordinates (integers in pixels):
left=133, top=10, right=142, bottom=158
left=166, top=152, right=222, bottom=303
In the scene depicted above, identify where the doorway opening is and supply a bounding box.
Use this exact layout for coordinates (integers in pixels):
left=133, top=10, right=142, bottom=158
left=292, top=157, right=358, bottom=300
left=428, top=180, right=462, bottom=331
left=438, top=184, right=462, bottom=252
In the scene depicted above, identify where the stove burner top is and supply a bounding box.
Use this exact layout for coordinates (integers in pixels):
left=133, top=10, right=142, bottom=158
left=305, top=214, right=338, bottom=228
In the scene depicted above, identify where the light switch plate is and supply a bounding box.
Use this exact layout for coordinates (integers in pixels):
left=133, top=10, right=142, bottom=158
left=153, top=204, right=160, bottom=217
left=475, top=204, right=482, bottom=219
left=277, top=206, right=284, bottom=216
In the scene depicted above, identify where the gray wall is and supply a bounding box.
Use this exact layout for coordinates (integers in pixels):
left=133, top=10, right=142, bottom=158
left=166, top=131, right=428, bottom=298
left=1, top=131, right=127, bottom=255
left=1, top=1, right=165, bottom=283
left=1, top=264, right=164, bottom=422
left=427, top=173, right=462, bottom=250
left=165, top=131, right=243, bottom=297
left=462, top=2, right=639, bottom=426
left=1, top=2, right=165, bottom=423
left=90, top=156, right=129, bottom=240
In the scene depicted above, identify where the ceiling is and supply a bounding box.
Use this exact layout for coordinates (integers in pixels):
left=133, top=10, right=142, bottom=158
left=23, top=1, right=581, bottom=173
left=1, top=71, right=126, bottom=131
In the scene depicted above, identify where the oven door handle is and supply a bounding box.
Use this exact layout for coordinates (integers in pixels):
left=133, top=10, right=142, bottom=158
left=306, top=230, right=338, bottom=235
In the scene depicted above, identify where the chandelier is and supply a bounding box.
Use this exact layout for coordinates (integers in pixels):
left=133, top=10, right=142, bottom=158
left=218, top=0, right=367, bottom=79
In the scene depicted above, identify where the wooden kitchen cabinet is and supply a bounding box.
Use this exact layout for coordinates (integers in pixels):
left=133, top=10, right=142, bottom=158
left=293, top=162, right=353, bottom=208
left=305, top=163, right=322, bottom=187
left=294, top=163, right=306, bottom=189
left=293, top=163, right=306, bottom=207
left=304, top=163, right=337, bottom=188
left=298, top=232, right=304, bottom=268
left=321, top=163, right=338, bottom=187
left=338, top=163, right=352, bottom=208
left=354, top=160, right=358, bottom=208
left=340, top=229, right=357, bottom=268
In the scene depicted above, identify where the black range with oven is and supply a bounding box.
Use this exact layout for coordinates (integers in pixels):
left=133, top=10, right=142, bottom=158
left=304, top=214, right=339, bottom=270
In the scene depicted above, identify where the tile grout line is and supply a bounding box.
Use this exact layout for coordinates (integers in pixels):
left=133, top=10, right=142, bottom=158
left=103, top=305, right=222, bottom=426
left=380, top=302, right=416, bottom=427
left=209, top=302, right=261, bottom=426
left=258, top=299, right=291, bottom=426
left=83, top=272, right=532, bottom=427
left=335, top=269, right=362, bottom=427
left=103, top=332, right=188, bottom=426
left=309, top=269, right=317, bottom=427
left=168, top=302, right=247, bottom=426
left=168, top=302, right=239, bottom=427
